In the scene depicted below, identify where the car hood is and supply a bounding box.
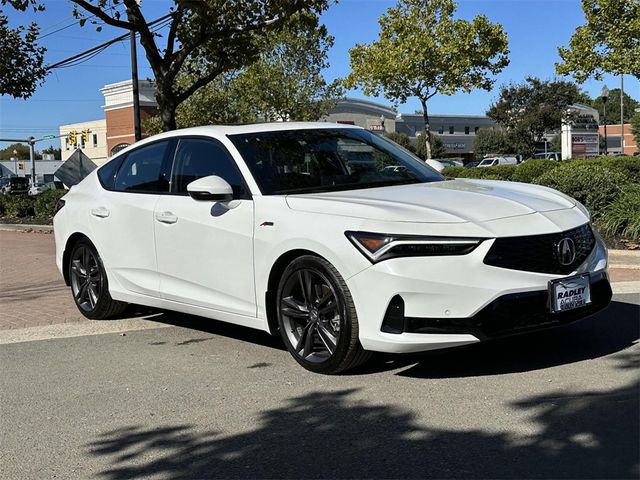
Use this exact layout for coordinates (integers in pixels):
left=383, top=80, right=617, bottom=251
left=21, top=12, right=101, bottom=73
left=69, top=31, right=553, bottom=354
left=285, top=179, right=577, bottom=224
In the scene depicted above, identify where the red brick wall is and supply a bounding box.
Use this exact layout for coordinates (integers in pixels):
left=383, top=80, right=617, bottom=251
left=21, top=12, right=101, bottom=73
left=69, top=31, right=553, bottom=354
left=106, top=106, right=157, bottom=154
left=598, top=124, right=638, bottom=155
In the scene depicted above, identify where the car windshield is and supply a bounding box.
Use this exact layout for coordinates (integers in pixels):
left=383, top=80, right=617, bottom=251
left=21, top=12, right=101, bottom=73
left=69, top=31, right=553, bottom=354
left=478, top=158, right=495, bottom=166
left=228, top=128, right=444, bottom=195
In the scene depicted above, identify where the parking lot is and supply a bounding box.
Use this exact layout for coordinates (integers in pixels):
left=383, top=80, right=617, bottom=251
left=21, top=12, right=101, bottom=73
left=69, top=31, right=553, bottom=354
left=1, top=230, right=639, bottom=479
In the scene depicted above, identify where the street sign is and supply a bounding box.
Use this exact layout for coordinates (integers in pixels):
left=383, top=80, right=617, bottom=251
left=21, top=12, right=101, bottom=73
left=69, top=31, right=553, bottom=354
left=43, top=135, right=56, bottom=139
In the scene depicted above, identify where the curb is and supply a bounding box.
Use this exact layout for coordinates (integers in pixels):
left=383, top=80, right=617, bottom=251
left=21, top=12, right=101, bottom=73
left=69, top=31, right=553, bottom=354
left=0, top=224, right=53, bottom=232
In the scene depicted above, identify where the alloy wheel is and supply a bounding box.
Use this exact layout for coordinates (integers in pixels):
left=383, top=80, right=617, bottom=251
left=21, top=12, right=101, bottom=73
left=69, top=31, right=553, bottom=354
left=70, top=246, right=102, bottom=312
left=279, top=268, right=344, bottom=364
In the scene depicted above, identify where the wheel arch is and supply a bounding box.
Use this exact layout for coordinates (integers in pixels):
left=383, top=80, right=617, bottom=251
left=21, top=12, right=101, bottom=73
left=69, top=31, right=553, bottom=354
left=264, top=248, right=323, bottom=336
left=62, top=232, right=92, bottom=286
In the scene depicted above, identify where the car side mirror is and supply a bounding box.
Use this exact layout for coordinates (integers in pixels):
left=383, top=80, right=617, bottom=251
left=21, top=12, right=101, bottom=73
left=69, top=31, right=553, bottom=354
left=187, top=175, right=233, bottom=202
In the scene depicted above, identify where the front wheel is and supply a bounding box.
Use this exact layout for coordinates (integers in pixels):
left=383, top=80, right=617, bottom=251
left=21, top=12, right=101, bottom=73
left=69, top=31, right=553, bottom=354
left=276, top=255, right=370, bottom=374
left=69, top=238, right=127, bottom=319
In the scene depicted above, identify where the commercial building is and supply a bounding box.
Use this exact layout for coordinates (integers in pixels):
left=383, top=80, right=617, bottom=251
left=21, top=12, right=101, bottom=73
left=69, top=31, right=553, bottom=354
left=59, top=79, right=157, bottom=167
left=598, top=123, right=638, bottom=155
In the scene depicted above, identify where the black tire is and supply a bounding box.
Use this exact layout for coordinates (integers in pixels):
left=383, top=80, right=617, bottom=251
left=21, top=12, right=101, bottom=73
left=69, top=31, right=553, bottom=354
left=276, top=255, right=371, bottom=374
left=68, top=238, right=127, bottom=320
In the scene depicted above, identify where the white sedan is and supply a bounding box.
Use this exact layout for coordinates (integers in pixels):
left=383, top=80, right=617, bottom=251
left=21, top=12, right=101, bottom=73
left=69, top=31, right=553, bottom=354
left=53, top=123, right=611, bottom=374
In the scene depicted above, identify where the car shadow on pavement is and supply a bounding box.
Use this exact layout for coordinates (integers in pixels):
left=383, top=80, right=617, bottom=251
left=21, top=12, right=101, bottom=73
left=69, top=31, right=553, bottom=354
left=85, top=379, right=639, bottom=479
left=358, top=298, right=640, bottom=378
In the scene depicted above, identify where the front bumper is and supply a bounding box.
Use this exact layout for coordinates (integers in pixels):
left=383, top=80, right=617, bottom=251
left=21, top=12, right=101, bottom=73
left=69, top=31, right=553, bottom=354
left=346, top=231, right=610, bottom=354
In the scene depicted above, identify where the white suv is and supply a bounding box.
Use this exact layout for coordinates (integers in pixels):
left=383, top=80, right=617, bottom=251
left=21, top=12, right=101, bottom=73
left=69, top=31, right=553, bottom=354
left=53, top=123, right=611, bottom=373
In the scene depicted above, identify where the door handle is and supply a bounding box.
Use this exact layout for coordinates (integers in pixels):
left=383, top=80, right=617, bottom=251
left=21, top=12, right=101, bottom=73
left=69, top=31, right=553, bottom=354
left=91, top=207, right=110, bottom=218
left=155, top=211, right=178, bottom=224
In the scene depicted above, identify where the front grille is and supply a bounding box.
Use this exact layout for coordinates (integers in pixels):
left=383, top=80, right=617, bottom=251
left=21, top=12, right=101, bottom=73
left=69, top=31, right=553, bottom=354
left=484, top=223, right=595, bottom=275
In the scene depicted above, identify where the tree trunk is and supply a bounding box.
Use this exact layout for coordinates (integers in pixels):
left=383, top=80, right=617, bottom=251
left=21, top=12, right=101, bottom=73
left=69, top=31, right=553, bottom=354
left=420, top=97, right=432, bottom=160
left=156, top=87, right=178, bottom=132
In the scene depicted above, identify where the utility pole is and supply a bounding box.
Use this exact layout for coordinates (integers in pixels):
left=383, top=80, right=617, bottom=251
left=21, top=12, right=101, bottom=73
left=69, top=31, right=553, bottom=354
left=130, top=31, right=142, bottom=142
left=620, top=75, right=624, bottom=155
left=28, top=137, right=36, bottom=186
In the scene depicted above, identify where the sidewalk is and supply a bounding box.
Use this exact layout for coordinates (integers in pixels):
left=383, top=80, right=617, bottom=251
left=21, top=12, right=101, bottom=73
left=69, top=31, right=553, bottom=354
left=1, top=230, right=638, bottom=331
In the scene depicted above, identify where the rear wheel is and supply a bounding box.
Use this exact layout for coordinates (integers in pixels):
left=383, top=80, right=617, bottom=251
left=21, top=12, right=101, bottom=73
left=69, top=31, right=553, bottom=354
left=69, top=239, right=127, bottom=319
left=276, top=255, right=370, bottom=374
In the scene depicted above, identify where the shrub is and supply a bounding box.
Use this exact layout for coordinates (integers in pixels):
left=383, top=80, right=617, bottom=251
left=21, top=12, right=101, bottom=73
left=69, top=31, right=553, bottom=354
left=512, top=160, right=561, bottom=183
left=443, top=165, right=516, bottom=181
left=535, top=163, right=626, bottom=214
left=3, top=195, right=35, bottom=218
left=596, top=156, right=640, bottom=184
left=33, top=190, right=66, bottom=218
left=442, top=166, right=466, bottom=177
left=596, top=183, right=640, bottom=242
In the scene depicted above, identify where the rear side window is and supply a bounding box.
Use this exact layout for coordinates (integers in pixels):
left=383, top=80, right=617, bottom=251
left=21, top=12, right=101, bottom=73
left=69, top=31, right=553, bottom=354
left=171, top=138, right=247, bottom=197
left=115, top=141, right=171, bottom=193
left=97, top=157, right=123, bottom=190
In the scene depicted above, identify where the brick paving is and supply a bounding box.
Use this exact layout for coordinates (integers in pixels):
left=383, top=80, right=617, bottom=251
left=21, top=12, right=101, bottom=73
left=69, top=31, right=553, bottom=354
left=0, top=230, right=638, bottom=332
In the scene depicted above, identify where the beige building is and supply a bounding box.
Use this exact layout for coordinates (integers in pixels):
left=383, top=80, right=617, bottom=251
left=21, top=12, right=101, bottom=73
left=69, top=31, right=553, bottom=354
left=59, top=118, right=108, bottom=165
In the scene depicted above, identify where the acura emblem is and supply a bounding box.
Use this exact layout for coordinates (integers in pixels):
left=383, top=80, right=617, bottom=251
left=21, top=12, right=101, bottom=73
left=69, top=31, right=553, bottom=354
left=556, top=237, right=576, bottom=266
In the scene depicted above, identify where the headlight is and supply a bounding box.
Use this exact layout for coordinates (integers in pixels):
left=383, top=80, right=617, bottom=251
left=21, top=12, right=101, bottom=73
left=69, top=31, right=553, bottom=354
left=345, top=231, right=484, bottom=263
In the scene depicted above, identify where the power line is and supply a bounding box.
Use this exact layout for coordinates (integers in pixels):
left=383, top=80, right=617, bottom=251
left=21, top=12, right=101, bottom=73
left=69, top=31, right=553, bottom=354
left=46, top=13, right=172, bottom=71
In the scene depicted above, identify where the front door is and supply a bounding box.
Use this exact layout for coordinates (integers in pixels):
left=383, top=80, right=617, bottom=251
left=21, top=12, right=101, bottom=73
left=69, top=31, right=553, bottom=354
left=154, top=137, right=256, bottom=317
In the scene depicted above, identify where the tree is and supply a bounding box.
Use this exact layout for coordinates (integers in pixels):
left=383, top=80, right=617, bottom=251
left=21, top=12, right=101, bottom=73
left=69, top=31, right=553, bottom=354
left=144, top=13, right=340, bottom=134
left=0, top=1, right=46, bottom=98
left=40, top=145, right=61, bottom=159
left=412, top=133, right=446, bottom=159
left=486, top=77, right=588, bottom=155
left=0, top=143, right=30, bottom=160
left=344, top=0, right=509, bottom=159
left=588, top=88, right=639, bottom=124
left=556, top=0, right=640, bottom=82
left=474, top=128, right=510, bottom=158
left=550, top=133, right=562, bottom=152
left=69, top=0, right=328, bottom=131
left=631, top=112, right=640, bottom=147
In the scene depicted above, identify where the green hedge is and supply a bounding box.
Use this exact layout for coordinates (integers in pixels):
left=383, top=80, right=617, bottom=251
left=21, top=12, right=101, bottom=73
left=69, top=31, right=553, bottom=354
left=443, top=164, right=516, bottom=180
left=0, top=190, right=66, bottom=221
left=598, top=183, right=640, bottom=241
left=511, top=160, right=560, bottom=183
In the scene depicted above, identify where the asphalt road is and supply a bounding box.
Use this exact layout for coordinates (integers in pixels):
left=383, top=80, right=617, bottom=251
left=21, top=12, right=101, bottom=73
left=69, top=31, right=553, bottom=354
left=1, top=293, right=639, bottom=479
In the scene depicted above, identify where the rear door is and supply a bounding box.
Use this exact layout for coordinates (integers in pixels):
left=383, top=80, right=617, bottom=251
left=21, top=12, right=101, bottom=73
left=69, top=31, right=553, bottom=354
left=89, top=139, right=174, bottom=297
left=154, top=137, right=256, bottom=316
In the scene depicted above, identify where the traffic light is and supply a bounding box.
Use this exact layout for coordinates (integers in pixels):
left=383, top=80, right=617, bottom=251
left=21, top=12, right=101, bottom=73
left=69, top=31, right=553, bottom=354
left=82, top=129, right=90, bottom=144
left=68, top=130, right=77, bottom=146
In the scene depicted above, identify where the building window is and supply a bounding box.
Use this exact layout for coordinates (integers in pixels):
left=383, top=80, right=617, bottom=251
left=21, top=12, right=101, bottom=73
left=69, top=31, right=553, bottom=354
left=438, top=126, right=444, bottom=134
left=464, top=126, right=470, bottom=135
left=80, top=136, right=85, bottom=149
left=65, top=138, right=69, bottom=151
left=93, top=134, right=98, bottom=148
left=449, top=126, right=454, bottom=134
left=475, top=126, right=480, bottom=133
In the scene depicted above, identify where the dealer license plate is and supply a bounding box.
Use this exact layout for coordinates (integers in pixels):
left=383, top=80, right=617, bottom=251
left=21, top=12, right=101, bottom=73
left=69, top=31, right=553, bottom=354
left=549, top=274, right=591, bottom=313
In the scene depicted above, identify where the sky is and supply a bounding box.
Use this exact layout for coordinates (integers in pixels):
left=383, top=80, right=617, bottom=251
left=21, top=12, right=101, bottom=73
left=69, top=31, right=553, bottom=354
left=1, top=0, right=639, bottom=153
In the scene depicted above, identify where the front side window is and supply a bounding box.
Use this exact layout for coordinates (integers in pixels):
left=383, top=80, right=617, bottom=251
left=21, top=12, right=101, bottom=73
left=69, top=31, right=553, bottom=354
left=114, top=141, right=171, bottom=193
left=228, top=128, right=444, bottom=195
left=171, top=138, right=247, bottom=197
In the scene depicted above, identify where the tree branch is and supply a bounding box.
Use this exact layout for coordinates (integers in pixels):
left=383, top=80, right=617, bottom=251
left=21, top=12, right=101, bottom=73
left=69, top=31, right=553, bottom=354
left=70, top=0, right=134, bottom=30
left=165, top=5, right=184, bottom=58
left=176, top=67, right=225, bottom=104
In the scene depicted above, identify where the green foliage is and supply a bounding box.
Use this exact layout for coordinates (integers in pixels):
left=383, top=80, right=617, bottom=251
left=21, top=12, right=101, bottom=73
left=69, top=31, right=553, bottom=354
left=384, top=132, right=414, bottom=151
left=631, top=113, right=640, bottom=147
left=344, top=0, right=509, bottom=158
left=442, top=165, right=516, bottom=180
left=0, top=13, right=46, bottom=98
left=71, top=0, right=329, bottom=131
left=412, top=133, right=446, bottom=159
left=144, top=12, right=340, bottom=133
left=556, top=0, right=640, bottom=81
left=474, top=128, right=510, bottom=157
left=598, top=183, right=640, bottom=242
left=588, top=88, right=639, bottom=124
left=535, top=162, right=625, bottom=213
left=592, top=156, right=640, bottom=183
left=441, top=166, right=466, bottom=177
left=550, top=134, right=562, bottom=153
left=0, top=143, right=30, bottom=160
left=486, top=77, right=589, bottom=156
left=511, top=160, right=561, bottom=183
left=0, top=190, right=66, bottom=220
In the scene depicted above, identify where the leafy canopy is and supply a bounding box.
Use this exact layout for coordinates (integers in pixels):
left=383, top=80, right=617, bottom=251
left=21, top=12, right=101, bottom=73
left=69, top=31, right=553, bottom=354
left=344, top=0, right=509, bottom=106
left=556, top=0, right=640, bottom=81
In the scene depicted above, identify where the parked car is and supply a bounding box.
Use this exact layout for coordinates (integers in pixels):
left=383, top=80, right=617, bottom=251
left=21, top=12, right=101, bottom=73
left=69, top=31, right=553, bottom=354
left=53, top=123, right=611, bottom=374
left=0, top=176, right=29, bottom=195
left=437, top=159, right=464, bottom=168
left=46, top=181, right=65, bottom=191
left=464, top=161, right=479, bottom=168
left=533, top=152, right=562, bottom=161
left=477, top=156, right=519, bottom=167
left=424, top=159, right=446, bottom=172
left=28, top=183, right=47, bottom=196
